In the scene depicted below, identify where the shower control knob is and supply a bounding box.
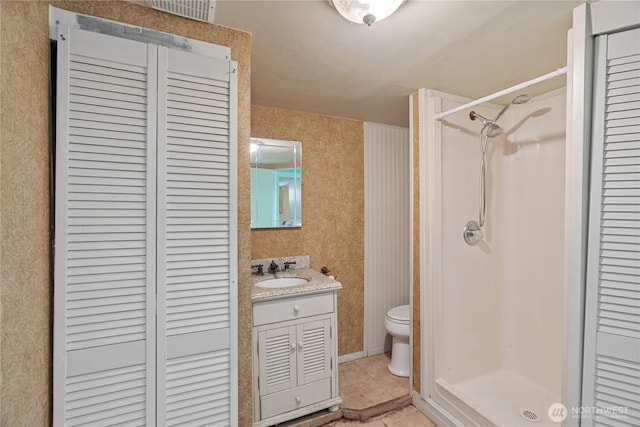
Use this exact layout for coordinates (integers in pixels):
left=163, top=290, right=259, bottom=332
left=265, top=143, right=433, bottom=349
left=463, top=220, right=484, bottom=246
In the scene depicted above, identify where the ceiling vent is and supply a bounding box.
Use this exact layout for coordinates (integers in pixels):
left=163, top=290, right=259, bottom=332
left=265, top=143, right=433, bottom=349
left=148, top=0, right=216, bottom=23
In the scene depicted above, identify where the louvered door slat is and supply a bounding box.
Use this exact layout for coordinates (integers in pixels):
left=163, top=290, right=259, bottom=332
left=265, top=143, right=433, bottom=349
left=66, top=382, right=146, bottom=422
left=583, top=27, right=640, bottom=427
left=54, top=27, right=157, bottom=426
left=165, top=351, right=230, bottom=426
left=157, top=46, right=236, bottom=426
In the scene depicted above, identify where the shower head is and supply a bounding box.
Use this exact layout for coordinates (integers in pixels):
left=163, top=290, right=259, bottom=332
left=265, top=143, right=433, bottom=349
left=512, top=94, right=531, bottom=104
left=494, top=94, right=531, bottom=122
left=483, top=123, right=503, bottom=138
left=469, top=111, right=503, bottom=137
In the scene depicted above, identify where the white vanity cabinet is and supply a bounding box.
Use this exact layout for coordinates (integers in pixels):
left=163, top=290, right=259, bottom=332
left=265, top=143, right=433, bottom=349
left=252, top=291, right=341, bottom=426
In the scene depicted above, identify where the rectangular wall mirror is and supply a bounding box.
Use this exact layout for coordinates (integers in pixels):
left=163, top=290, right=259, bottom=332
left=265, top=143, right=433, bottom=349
left=250, top=138, right=302, bottom=228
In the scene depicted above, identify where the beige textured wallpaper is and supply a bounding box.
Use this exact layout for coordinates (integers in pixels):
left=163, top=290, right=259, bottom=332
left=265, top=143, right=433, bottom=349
left=0, top=1, right=252, bottom=425
left=410, top=92, right=421, bottom=394
left=250, top=105, right=365, bottom=356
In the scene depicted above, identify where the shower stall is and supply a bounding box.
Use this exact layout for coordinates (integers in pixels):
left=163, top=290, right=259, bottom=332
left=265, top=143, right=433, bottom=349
left=417, top=87, right=568, bottom=426
left=412, top=3, right=640, bottom=426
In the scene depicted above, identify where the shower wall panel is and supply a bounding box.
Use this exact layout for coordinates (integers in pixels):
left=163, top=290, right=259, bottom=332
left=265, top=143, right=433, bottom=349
left=438, top=97, right=503, bottom=384
left=494, top=88, right=566, bottom=395
left=432, top=89, right=566, bottom=394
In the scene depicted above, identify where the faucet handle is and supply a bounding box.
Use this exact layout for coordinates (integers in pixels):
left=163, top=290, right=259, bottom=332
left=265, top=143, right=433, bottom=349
left=283, top=261, right=297, bottom=272
left=251, top=264, right=264, bottom=275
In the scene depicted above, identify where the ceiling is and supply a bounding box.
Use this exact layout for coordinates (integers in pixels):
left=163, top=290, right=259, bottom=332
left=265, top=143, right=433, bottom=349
left=213, top=0, right=582, bottom=127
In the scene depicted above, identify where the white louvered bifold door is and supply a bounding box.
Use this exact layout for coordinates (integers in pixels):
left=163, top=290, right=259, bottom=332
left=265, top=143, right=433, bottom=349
left=53, top=27, right=157, bottom=426
left=55, top=26, right=237, bottom=427
left=582, top=27, right=640, bottom=427
left=156, top=46, right=238, bottom=426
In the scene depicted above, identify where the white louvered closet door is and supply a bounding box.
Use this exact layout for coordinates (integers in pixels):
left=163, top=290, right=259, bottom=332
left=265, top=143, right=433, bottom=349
left=55, top=25, right=237, bottom=427
left=54, top=27, right=157, bottom=426
left=582, top=27, right=640, bottom=427
left=156, top=46, right=237, bottom=426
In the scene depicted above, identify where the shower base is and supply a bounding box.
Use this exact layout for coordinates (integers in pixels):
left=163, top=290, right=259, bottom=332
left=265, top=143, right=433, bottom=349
left=437, top=369, right=560, bottom=426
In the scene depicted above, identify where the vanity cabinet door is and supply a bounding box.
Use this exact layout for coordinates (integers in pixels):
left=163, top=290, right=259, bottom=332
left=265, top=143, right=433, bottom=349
left=256, top=316, right=333, bottom=420
left=256, top=315, right=332, bottom=394
left=296, top=318, right=332, bottom=386
left=258, top=325, right=297, bottom=396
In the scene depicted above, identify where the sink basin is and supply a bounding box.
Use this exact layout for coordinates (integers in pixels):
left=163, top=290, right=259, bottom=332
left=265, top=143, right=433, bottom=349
left=255, top=277, right=308, bottom=288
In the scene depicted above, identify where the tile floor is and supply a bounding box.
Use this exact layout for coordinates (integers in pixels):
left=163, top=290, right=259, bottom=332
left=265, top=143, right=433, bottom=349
left=338, top=353, right=413, bottom=421
left=325, top=405, right=436, bottom=427
left=282, top=353, right=437, bottom=427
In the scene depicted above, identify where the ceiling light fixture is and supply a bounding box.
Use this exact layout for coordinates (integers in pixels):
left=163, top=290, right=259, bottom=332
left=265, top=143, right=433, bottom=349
left=330, top=0, right=406, bottom=26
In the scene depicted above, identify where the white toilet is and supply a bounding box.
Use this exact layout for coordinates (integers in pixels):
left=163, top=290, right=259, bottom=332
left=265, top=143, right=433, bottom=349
left=384, top=305, right=411, bottom=377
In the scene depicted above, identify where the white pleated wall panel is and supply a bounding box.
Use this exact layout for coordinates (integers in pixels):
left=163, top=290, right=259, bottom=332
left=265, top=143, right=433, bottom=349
left=364, top=122, right=411, bottom=356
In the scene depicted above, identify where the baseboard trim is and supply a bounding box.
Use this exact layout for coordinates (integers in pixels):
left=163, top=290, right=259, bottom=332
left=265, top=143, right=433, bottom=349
left=364, top=347, right=387, bottom=357
left=337, top=351, right=364, bottom=364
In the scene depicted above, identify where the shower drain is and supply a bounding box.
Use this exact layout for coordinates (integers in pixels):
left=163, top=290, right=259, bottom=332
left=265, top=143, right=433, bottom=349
left=520, top=409, right=542, bottom=423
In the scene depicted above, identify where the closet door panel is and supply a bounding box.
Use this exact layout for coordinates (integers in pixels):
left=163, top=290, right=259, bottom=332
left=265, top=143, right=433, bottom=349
left=54, top=28, right=157, bottom=426
left=582, top=27, right=640, bottom=427
left=156, top=46, right=237, bottom=426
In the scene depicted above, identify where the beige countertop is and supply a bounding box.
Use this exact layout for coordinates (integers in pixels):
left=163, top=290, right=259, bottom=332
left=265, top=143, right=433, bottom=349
left=251, top=268, right=342, bottom=301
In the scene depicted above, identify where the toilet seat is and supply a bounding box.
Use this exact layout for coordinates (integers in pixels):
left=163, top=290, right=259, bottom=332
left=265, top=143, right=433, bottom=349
left=386, top=305, right=410, bottom=324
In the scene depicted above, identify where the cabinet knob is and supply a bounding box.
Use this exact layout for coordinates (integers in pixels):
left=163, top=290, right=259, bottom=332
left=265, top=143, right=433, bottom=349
left=298, top=341, right=303, bottom=350
left=290, top=343, right=296, bottom=350
left=293, top=305, right=300, bottom=313
left=295, top=396, right=302, bottom=403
